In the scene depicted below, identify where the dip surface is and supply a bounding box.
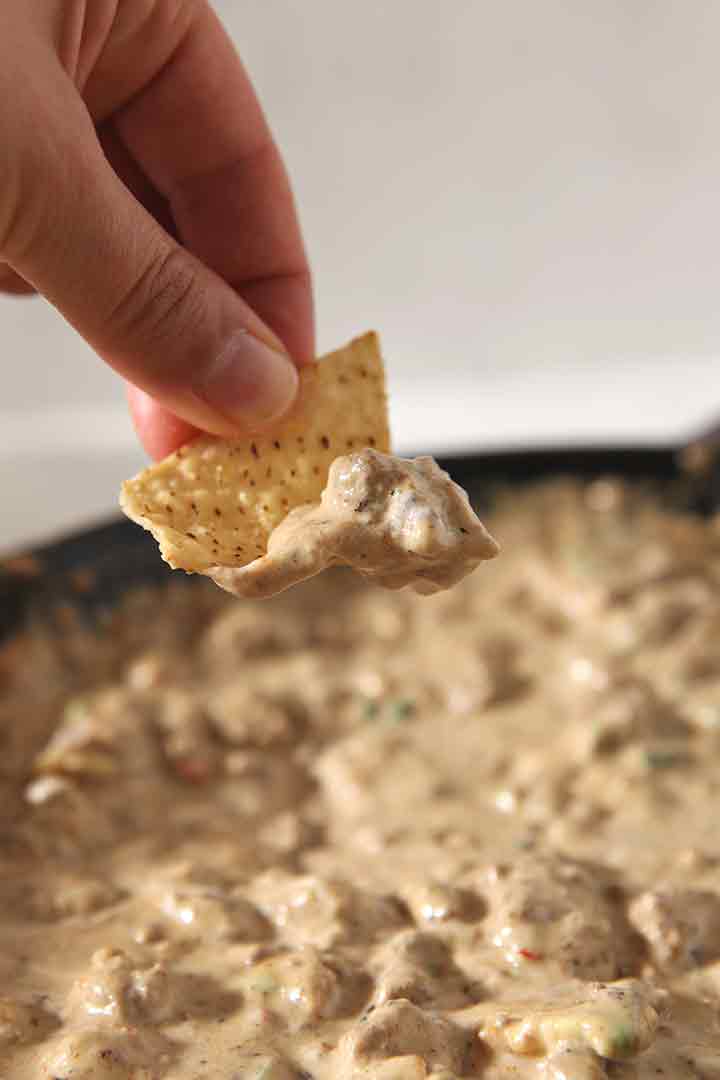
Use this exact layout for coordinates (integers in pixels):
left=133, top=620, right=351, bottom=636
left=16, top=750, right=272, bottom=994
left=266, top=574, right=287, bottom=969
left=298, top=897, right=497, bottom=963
left=1, top=480, right=720, bottom=1079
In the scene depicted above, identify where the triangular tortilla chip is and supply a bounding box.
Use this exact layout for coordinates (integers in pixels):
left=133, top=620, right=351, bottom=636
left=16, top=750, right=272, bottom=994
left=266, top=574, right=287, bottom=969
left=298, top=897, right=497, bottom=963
left=120, top=332, right=390, bottom=572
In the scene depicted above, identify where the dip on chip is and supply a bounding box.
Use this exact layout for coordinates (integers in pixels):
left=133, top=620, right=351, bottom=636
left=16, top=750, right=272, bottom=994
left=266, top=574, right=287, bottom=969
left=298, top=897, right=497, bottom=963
left=121, top=331, right=499, bottom=597
left=210, top=449, right=500, bottom=599
left=121, top=333, right=390, bottom=573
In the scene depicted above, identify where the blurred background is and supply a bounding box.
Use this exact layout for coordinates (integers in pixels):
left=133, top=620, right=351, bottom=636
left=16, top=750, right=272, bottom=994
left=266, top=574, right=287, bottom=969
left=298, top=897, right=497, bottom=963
left=2, top=0, right=720, bottom=552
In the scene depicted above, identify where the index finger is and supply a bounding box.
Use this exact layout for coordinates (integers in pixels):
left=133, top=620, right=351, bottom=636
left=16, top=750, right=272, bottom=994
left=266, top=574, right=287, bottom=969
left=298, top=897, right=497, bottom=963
left=91, top=1, right=314, bottom=368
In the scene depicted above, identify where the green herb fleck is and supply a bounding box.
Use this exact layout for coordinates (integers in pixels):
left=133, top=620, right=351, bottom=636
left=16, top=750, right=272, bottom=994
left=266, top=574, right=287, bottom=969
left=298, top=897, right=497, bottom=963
left=609, top=1024, right=636, bottom=1058
left=644, top=748, right=686, bottom=770
left=362, top=699, right=380, bottom=720
left=250, top=972, right=277, bottom=994
left=63, top=699, right=90, bottom=724
left=362, top=697, right=416, bottom=724
left=387, top=699, right=416, bottom=725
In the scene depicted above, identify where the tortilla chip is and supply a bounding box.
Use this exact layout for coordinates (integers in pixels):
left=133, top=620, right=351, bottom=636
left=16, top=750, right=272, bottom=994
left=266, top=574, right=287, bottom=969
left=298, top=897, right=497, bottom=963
left=120, top=332, right=390, bottom=572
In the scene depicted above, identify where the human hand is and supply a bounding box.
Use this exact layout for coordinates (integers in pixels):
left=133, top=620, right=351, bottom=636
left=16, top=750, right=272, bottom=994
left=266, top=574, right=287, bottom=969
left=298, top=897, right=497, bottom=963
left=0, top=1, right=313, bottom=459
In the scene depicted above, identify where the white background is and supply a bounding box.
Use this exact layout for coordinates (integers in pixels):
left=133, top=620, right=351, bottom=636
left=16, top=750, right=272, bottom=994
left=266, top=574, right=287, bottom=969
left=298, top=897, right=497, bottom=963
left=2, top=0, right=720, bottom=552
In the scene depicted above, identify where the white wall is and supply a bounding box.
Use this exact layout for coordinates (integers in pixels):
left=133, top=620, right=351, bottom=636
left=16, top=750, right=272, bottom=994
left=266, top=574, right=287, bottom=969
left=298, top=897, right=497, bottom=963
left=2, top=0, right=719, bottom=549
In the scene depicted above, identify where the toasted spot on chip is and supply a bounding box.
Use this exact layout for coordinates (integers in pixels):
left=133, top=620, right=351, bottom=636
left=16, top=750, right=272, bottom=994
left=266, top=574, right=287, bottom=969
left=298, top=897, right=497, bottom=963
left=120, top=332, right=390, bottom=572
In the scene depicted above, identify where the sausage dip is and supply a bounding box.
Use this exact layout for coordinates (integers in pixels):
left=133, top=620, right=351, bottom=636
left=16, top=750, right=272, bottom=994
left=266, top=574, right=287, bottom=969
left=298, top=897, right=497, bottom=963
left=209, top=450, right=500, bottom=599
left=1, top=477, right=720, bottom=1078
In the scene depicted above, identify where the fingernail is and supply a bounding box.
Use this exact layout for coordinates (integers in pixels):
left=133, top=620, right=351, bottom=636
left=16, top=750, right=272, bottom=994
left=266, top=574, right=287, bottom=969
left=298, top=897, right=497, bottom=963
left=197, top=330, right=299, bottom=428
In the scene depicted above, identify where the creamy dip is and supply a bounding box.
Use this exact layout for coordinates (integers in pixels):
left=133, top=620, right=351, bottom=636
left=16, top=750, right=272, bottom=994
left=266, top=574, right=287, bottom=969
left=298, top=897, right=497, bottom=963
left=208, top=449, right=499, bottom=599
left=1, top=479, right=720, bottom=1078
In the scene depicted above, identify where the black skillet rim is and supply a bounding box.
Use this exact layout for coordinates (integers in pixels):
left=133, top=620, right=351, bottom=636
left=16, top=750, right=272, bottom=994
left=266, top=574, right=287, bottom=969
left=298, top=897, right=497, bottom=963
left=0, top=443, right=693, bottom=641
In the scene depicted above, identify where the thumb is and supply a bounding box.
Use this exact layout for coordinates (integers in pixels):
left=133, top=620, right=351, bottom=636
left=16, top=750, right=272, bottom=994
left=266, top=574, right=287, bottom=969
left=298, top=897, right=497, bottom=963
left=1, top=101, right=299, bottom=437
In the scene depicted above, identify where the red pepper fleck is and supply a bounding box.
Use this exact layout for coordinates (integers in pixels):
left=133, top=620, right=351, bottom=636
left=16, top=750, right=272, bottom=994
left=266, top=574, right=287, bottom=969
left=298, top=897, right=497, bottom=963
left=518, top=948, right=542, bottom=961
left=175, top=758, right=212, bottom=784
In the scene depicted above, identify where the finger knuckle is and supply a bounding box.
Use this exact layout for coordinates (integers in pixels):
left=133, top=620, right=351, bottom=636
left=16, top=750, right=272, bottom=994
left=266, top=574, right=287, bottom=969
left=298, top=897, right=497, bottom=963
left=0, top=119, right=71, bottom=268
left=107, top=246, right=201, bottom=347
left=105, top=0, right=201, bottom=72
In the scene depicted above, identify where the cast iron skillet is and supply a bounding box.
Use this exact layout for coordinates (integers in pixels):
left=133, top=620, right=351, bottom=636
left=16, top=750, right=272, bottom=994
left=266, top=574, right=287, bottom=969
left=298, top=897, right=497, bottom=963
left=0, top=444, right=715, bottom=642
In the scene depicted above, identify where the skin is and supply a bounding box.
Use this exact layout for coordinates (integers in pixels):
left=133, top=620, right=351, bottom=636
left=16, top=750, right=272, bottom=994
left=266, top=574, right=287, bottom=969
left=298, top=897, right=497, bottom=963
left=0, top=0, right=314, bottom=460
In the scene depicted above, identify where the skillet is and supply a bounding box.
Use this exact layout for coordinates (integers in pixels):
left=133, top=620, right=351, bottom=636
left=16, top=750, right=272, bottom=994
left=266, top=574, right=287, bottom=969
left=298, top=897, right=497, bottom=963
left=0, top=443, right=714, bottom=642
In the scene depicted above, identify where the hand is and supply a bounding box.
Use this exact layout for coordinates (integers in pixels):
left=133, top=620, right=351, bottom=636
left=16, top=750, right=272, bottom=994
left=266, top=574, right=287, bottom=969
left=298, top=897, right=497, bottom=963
left=0, top=1, right=314, bottom=459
